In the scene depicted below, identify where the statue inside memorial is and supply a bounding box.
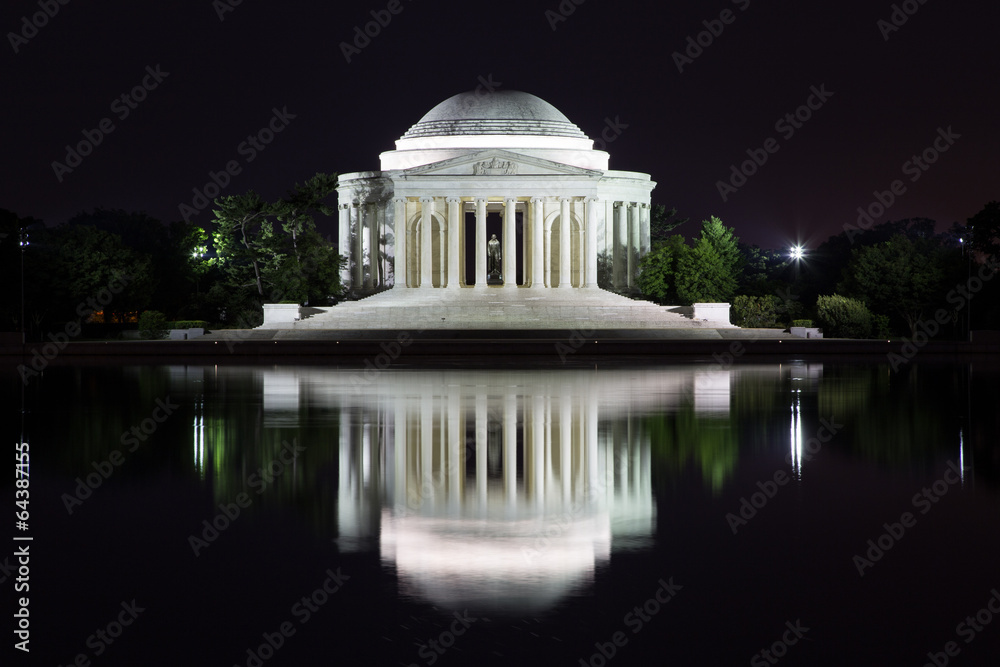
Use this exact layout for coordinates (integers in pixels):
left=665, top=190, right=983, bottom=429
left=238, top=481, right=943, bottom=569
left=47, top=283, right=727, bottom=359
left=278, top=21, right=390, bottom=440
left=487, top=233, right=502, bottom=278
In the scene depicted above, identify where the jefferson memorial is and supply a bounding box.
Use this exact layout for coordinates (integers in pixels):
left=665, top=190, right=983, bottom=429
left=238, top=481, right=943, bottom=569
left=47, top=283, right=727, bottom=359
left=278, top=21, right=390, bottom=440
left=337, top=89, right=653, bottom=293
left=261, top=90, right=732, bottom=329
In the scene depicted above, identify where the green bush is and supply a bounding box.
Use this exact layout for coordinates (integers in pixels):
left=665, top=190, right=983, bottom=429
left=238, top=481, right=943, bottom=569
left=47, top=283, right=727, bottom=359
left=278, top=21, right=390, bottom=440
left=732, top=295, right=781, bottom=327
left=138, top=310, right=169, bottom=340
left=791, top=319, right=814, bottom=328
left=167, top=320, right=209, bottom=329
left=815, top=295, right=874, bottom=338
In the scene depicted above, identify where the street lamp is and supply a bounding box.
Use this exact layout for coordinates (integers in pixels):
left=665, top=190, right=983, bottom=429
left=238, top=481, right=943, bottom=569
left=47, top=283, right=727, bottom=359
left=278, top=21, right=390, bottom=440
left=789, top=245, right=804, bottom=260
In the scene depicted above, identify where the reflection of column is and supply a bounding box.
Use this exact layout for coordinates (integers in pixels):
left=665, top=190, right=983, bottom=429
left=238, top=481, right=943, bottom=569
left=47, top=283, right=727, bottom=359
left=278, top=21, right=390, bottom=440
left=476, top=393, right=487, bottom=512
left=504, top=393, right=517, bottom=508
left=503, top=198, right=517, bottom=288
left=586, top=197, right=599, bottom=288
left=393, top=198, right=407, bottom=288
left=560, top=394, right=571, bottom=504
left=587, top=382, right=599, bottom=504
left=448, top=391, right=461, bottom=513
left=421, top=393, right=433, bottom=511
left=559, top=197, right=571, bottom=287
left=531, top=394, right=545, bottom=508
left=420, top=197, right=434, bottom=288
left=339, top=203, right=351, bottom=289
left=531, top=197, right=544, bottom=288
left=353, top=202, right=364, bottom=287
left=447, top=197, right=461, bottom=289
left=544, top=396, right=553, bottom=501
left=475, top=199, right=487, bottom=287
left=394, top=407, right=406, bottom=510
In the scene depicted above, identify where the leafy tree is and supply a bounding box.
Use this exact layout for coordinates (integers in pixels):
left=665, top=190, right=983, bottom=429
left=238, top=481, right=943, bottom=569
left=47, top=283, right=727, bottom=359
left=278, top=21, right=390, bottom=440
left=39, top=224, right=155, bottom=325
left=637, top=235, right=686, bottom=303
left=968, top=200, right=1000, bottom=262
left=816, top=294, right=874, bottom=338
left=699, top=216, right=743, bottom=279
left=211, top=192, right=274, bottom=297
left=731, top=295, right=781, bottom=328
left=650, top=205, right=688, bottom=244
left=675, top=236, right=737, bottom=304
left=837, top=234, right=951, bottom=335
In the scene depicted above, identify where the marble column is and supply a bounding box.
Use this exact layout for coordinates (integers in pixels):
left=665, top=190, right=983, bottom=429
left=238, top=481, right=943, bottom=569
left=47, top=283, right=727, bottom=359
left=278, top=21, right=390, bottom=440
left=503, top=197, right=517, bottom=288
left=586, top=197, right=599, bottom=287
left=353, top=202, right=364, bottom=288
left=447, top=197, right=461, bottom=289
left=475, top=198, right=487, bottom=287
left=338, top=203, right=351, bottom=289
left=420, top=197, right=434, bottom=288
left=393, top=198, right=406, bottom=288
left=640, top=203, right=651, bottom=257
left=531, top=197, right=544, bottom=288
left=559, top=197, right=571, bottom=287
left=364, top=202, right=376, bottom=290
left=629, top=202, right=640, bottom=290
left=614, top=203, right=628, bottom=291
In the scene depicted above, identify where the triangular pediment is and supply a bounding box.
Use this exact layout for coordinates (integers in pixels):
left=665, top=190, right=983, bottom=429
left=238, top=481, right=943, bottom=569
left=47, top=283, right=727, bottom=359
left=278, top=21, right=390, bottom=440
left=400, top=150, right=603, bottom=177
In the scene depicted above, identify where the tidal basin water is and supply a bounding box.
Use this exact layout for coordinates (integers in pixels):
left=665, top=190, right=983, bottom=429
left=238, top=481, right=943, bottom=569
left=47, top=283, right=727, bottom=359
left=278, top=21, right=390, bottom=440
left=8, top=359, right=1000, bottom=666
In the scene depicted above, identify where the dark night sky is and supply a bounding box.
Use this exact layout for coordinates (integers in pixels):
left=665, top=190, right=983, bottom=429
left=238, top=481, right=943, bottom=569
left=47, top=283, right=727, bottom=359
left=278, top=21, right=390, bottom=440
left=2, top=0, right=997, bottom=249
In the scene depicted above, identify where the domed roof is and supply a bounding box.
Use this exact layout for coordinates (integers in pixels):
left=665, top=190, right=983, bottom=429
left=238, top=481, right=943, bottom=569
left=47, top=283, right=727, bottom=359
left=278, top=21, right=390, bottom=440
left=400, top=90, right=589, bottom=140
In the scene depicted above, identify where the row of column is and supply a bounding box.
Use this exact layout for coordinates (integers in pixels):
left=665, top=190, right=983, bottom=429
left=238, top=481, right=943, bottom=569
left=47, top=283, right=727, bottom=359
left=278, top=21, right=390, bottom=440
left=339, top=197, right=650, bottom=291
left=612, top=202, right=651, bottom=292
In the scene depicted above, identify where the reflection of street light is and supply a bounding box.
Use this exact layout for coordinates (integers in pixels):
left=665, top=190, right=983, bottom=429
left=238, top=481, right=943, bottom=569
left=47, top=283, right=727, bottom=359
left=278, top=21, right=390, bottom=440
left=19, top=227, right=29, bottom=344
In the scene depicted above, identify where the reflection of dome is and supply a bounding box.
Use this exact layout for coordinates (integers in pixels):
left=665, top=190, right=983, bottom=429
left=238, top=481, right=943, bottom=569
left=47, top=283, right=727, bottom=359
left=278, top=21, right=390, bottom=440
left=381, top=513, right=609, bottom=614
left=400, top=91, right=589, bottom=140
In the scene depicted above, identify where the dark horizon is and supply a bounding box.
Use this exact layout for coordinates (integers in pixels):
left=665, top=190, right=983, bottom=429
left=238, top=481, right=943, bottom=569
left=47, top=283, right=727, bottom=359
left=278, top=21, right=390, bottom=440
left=2, top=0, right=997, bottom=249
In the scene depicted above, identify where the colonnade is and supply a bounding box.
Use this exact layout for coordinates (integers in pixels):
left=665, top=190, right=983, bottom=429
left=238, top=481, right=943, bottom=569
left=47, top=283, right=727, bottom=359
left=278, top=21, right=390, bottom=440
left=338, top=196, right=651, bottom=291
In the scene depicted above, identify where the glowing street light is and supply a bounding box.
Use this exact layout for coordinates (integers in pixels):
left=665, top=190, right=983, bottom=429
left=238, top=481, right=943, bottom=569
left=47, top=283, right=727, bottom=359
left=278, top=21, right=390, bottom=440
left=790, top=245, right=804, bottom=260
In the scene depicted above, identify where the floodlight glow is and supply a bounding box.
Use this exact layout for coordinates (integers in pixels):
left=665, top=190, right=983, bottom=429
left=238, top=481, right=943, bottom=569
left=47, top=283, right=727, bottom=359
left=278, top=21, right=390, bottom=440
left=790, top=245, right=804, bottom=260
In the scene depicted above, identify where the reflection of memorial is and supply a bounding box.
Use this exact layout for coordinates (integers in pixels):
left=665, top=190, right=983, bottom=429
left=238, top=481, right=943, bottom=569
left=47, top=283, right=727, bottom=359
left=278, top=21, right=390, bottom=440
left=316, top=369, right=728, bottom=613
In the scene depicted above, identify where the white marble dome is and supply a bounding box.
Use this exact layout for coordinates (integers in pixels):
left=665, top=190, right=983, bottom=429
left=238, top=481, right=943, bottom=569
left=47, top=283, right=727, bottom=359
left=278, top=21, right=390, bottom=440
left=400, top=90, right=590, bottom=140
left=382, top=90, right=605, bottom=171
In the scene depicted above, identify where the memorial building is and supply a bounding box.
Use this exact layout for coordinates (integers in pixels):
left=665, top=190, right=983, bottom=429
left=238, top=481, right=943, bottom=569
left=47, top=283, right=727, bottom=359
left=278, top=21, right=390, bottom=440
left=336, top=90, right=655, bottom=293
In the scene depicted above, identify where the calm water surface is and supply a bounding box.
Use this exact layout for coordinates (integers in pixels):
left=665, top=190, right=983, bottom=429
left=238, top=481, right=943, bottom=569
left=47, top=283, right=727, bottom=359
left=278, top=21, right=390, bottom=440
left=6, top=359, right=1000, bottom=666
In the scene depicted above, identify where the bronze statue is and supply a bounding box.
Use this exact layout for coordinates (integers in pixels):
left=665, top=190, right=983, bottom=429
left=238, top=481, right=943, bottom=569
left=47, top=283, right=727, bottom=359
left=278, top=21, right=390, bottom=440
left=487, top=233, right=501, bottom=276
